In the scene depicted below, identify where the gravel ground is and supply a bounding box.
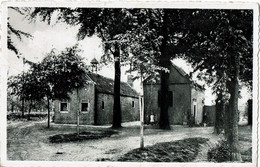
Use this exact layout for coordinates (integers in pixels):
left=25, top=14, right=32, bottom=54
left=7, top=120, right=245, bottom=162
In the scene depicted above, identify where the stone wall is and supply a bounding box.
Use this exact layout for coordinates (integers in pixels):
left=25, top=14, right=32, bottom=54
left=143, top=64, right=192, bottom=125
left=143, top=84, right=191, bottom=125
left=191, top=88, right=205, bottom=124
left=96, top=93, right=139, bottom=125
left=54, top=84, right=95, bottom=125
left=169, top=84, right=191, bottom=125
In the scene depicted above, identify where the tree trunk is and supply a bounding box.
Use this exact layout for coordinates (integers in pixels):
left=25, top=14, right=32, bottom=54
left=159, top=61, right=171, bottom=129
left=158, top=10, right=171, bottom=130
left=11, top=102, right=14, bottom=113
left=112, top=43, right=122, bottom=128
left=226, top=55, right=242, bottom=162
left=21, top=98, right=25, bottom=118
left=76, top=89, right=80, bottom=136
left=47, top=98, right=50, bottom=128
left=247, top=99, right=252, bottom=125
left=214, top=92, right=225, bottom=134
left=27, top=100, right=32, bottom=121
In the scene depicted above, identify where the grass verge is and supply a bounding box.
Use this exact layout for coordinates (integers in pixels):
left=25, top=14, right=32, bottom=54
left=118, top=137, right=209, bottom=162
left=49, top=130, right=118, bottom=143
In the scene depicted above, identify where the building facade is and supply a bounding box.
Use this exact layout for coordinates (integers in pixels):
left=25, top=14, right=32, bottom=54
left=143, top=64, right=204, bottom=125
left=54, top=73, right=139, bottom=125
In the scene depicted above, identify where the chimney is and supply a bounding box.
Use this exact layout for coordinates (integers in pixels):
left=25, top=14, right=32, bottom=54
left=127, top=75, right=134, bottom=87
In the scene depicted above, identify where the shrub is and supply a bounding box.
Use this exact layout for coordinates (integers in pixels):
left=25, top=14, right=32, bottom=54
left=207, top=140, right=231, bottom=162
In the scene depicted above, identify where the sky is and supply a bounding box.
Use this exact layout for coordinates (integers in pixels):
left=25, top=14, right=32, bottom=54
left=7, top=7, right=251, bottom=106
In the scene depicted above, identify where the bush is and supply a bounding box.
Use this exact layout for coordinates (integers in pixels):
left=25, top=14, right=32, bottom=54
left=208, top=140, right=231, bottom=162
left=241, top=147, right=252, bottom=162
left=7, top=112, right=48, bottom=121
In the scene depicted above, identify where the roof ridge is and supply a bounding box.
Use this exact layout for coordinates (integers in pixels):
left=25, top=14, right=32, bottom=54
left=87, top=72, right=139, bottom=97
left=171, top=63, right=189, bottom=77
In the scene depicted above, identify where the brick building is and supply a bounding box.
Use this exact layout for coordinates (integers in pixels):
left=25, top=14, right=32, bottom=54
left=143, top=64, right=204, bottom=125
left=54, top=73, right=140, bottom=125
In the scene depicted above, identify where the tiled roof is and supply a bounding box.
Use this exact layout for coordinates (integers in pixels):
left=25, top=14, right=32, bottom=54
left=87, top=73, right=139, bottom=98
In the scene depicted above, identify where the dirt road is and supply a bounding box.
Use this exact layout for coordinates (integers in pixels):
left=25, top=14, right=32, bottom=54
left=7, top=120, right=219, bottom=161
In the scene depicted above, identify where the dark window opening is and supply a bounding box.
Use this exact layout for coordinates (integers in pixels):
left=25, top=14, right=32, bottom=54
left=60, top=103, right=68, bottom=111
left=102, top=101, right=104, bottom=109
left=132, top=101, right=135, bottom=108
left=81, top=103, right=88, bottom=111
left=194, top=105, right=197, bottom=117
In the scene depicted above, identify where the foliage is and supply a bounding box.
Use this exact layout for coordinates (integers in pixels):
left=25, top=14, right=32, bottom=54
left=7, top=112, right=48, bottom=121
left=184, top=10, right=253, bottom=161
left=208, top=140, right=231, bottom=162
left=7, top=45, right=88, bottom=125
left=184, top=10, right=253, bottom=89
left=8, top=7, right=32, bottom=55
left=40, top=45, right=89, bottom=100
left=27, top=7, right=145, bottom=128
left=241, top=147, right=252, bottom=162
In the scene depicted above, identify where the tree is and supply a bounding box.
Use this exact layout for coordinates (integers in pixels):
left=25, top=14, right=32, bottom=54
left=125, top=9, right=197, bottom=129
left=8, top=45, right=89, bottom=128
left=182, top=10, right=253, bottom=161
left=7, top=68, right=44, bottom=120
left=8, top=7, right=35, bottom=119
left=39, top=45, right=88, bottom=128
left=27, top=8, right=142, bottom=128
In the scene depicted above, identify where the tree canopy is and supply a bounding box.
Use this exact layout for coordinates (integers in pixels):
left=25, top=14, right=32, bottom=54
left=8, top=7, right=32, bottom=55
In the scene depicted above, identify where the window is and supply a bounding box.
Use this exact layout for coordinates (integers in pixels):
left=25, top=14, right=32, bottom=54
left=193, top=104, right=197, bottom=117
left=102, top=101, right=105, bottom=109
left=132, top=101, right=135, bottom=108
left=81, top=102, right=89, bottom=112
left=60, top=102, right=69, bottom=112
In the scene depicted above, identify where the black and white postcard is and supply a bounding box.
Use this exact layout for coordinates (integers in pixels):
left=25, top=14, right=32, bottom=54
left=0, top=0, right=259, bottom=167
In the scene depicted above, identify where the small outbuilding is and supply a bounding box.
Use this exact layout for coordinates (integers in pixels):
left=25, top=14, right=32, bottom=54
left=143, top=64, right=205, bottom=125
left=54, top=73, right=140, bottom=125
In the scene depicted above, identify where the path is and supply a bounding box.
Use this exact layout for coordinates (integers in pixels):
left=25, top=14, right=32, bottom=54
left=7, top=120, right=218, bottom=161
left=193, top=133, right=220, bottom=162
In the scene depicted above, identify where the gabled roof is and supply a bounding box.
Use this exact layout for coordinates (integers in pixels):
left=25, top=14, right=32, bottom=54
left=90, top=58, right=99, bottom=64
left=171, top=63, right=189, bottom=78
left=87, top=73, right=139, bottom=98
left=143, top=63, right=190, bottom=84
